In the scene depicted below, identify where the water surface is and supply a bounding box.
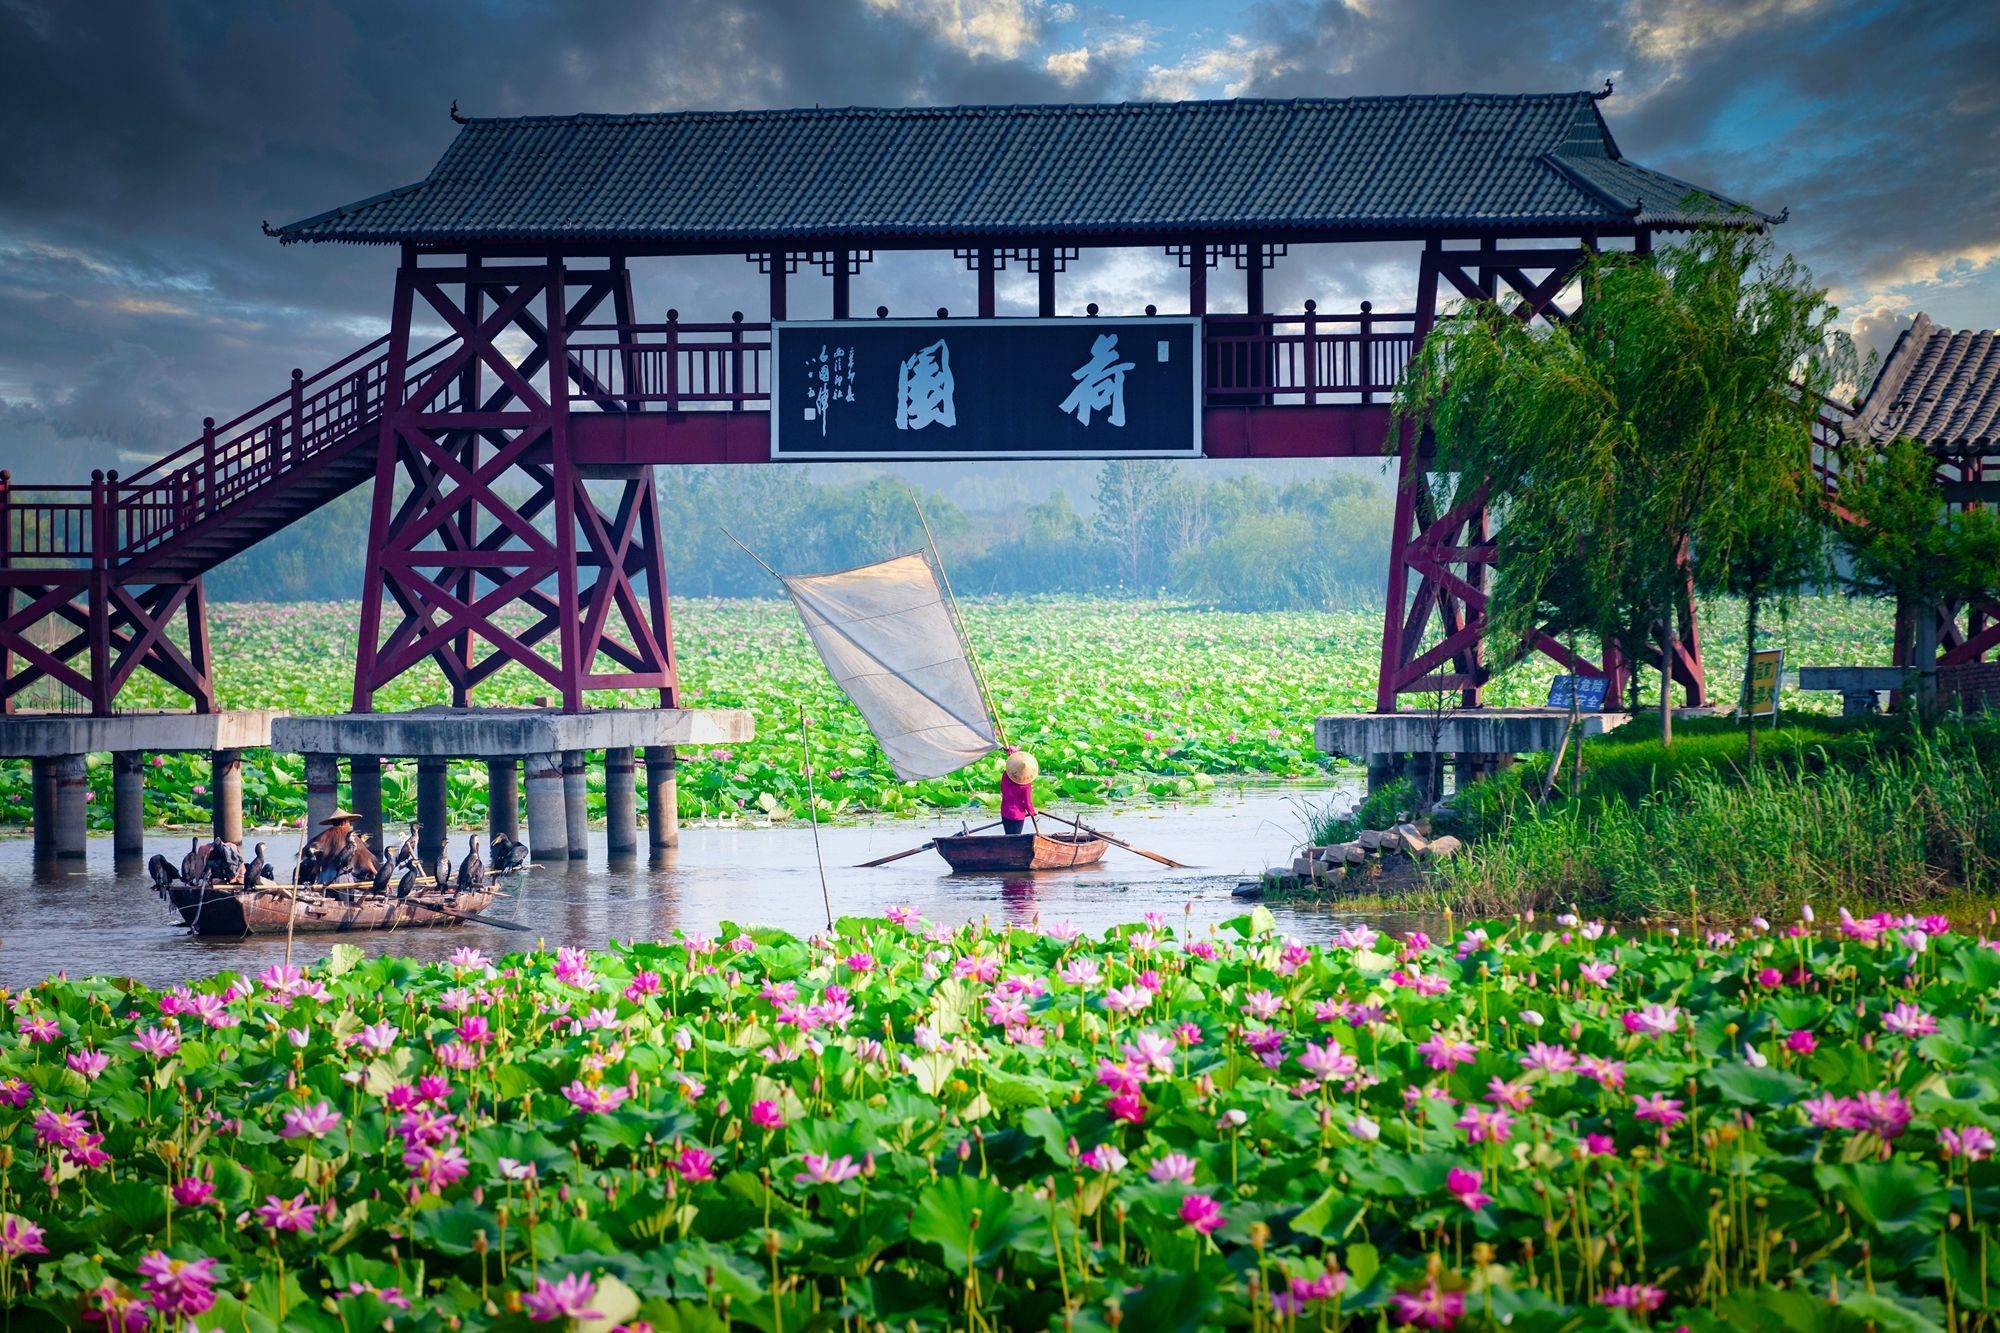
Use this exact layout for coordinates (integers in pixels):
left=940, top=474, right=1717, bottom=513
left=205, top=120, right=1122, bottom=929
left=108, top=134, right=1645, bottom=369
left=0, top=782, right=1431, bottom=988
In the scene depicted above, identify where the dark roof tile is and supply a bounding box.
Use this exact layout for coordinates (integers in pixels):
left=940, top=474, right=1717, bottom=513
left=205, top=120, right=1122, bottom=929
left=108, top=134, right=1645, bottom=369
left=272, top=93, right=1772, bottom=247
left=1851, top=314, right=2000, bottom=454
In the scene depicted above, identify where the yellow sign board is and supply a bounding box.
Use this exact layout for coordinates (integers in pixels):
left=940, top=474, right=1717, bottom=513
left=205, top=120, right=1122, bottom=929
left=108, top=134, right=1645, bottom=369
left=1745, top=649, right=1783, bottom=719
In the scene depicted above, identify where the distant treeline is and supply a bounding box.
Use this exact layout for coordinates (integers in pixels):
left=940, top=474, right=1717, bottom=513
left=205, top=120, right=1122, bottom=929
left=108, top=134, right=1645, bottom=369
left=208, top=462, right=1392, bottom=611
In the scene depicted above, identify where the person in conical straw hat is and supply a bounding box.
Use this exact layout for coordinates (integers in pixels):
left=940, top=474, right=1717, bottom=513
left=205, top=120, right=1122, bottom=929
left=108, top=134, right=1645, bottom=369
left=1000, top=746, right=1039, bottom=836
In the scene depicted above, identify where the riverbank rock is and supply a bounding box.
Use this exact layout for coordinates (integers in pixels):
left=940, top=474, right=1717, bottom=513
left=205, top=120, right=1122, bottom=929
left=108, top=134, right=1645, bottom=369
left=1263, top=819, right=1458, bottom=900
left=1423, top=835, right=1463, bottom=860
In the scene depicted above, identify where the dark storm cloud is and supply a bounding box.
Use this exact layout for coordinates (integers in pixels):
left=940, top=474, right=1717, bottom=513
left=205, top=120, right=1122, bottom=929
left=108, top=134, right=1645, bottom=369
left=1235, top=0, right=2000, bottom=335
left=0, top=0, right=1102, bottom=474
left=0, top=0, right=1991, bottom=480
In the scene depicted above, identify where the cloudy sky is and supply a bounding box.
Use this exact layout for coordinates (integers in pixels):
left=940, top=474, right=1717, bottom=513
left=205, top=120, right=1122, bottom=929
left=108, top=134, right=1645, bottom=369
left=0, top=0, right=1993, bottom=477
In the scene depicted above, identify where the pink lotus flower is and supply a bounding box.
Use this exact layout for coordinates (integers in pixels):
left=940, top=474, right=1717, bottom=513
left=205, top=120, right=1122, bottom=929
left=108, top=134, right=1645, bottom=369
left=1058, top=958, right=1102, bottom=987
left=1518, top=1042, right=1577, bottom=1074
left=1882, top=1002, right=1938, bottom=1037
left=1079, top=1143, right=1126, bottom=1172
left=1942, top=1125, right=1997, bottom=1161
left=1148, top=1151, right=1199, bottom=1184
left=404, top=1142, right=470, bottom=1189
left=750, top=1099, right=785, bottom=1130
left=1446, top=1165, right=1490, bottom=1211
left=793, top=1152, right=864, bottom=1186
left=1241, top=989, right=1284, bottom=1021
left=1178, top=1191, right=1225, bottom=1234
left=1103, top=984, right=1152, bottom=1016
left=1634, top=1094, right=1686, bottom=1129
left=66, top=1049, right=110, bottom=1081
left=1390, top=1279, right=1466, bottom=1327
left=1455, top=1106, right=1514, bottom=1144
left=0, top=1213, right=46, bottom=1258
left=0, top=1077, right=30, bottom=1108
left=1416, top=1034, right=1476, bottom=1070
left=172, top=1175, right=215, bottom=1207
left=254, top=1191, right=320, bottom=1233
left=1621, top=1003, right=1681, bottom=1037
left=1786, top=1029, right=1818, bottom=1054
left=1577, top=960, right=1615, bottom=987
left=1600, top=1284, right=1666, bottom=1312
left=561, top=1081, right=628, bottom=1114
left=1107, top=1090, right=1146, bottom=1124
left=523, top=1272, right=605, bottom=1322
left=279, top=1100, right=341, bottom=1140
left=355, top=1022, right=399, bottom=1053
left=136, top=1252, right=219, bottom=1316
left=16, top=1016, right=59, bottom=1043
left=673, top=1146, right=717, bottom=1181
left=130, top=1026, right=180, bottom=1059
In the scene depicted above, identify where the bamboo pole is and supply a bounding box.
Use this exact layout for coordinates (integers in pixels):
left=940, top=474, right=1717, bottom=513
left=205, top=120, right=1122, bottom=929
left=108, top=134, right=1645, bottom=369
left=800, top=705, right=834, bottom=931
left=910, top=490, right=1008, bottom=749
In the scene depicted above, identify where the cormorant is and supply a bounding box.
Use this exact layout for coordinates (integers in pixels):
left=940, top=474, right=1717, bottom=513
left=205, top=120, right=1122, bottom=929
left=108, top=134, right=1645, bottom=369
left=179, top=837, right=204, bottom=884
left=396, top=863, right=420, bottom=899
left=490, top=833, right=528, bottom=872
left=242, top=842, right=268, bottom=888
left=456, top=834, right=484, bottom=890
left=147, top=854, right=180, bottom=889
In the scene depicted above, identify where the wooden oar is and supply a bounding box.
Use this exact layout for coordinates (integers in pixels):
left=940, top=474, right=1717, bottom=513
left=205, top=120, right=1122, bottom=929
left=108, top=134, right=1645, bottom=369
left=1043, top=811, right=1192, bottom=870
left=855, top=819, right=1004, bottom=868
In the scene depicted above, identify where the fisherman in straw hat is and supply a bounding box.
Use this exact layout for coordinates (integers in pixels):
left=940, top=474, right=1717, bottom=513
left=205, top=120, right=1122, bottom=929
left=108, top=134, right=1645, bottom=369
left=300, top=808, right=378, bottom=885
left=1000, top=746, right=1039, bottom=836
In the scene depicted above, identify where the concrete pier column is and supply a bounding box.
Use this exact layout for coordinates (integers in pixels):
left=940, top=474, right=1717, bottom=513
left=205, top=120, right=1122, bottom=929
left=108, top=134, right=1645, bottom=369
left=561, top=750, right=589, bottom=859
left=52, top=753, right=88, bottom=859
left=486, top=758, right=520, bottom=845
left=112, top=752, right=146, bottom=858
left=1404, top=752, right=1438, bottom=806
left=211, top=749, right=244, bottom=846
left=29, top=757, right=56, bottom=858
left=1364, top=753, right=1397, bottom=796
left=350, top=756, right=385, bottom=851
left=304, top=753, right=339, bottom=831
left=645, top=745, right=680, bottom=849
left=604, top=747, right=637, bottom=857
left=416, top=758, right=448, bottom=865
left=523, top=752, right=568, bottom=861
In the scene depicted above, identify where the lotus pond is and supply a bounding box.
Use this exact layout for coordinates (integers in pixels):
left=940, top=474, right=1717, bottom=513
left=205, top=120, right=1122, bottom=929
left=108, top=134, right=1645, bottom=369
left=3, top=904, right=1994, bottom=1330
left=6, top=595, right=1891, bottom=833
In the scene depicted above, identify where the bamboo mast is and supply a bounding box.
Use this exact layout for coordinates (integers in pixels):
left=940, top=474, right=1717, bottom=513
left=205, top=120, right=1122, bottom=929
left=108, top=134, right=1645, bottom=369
left=909, top=491, right=1008, bottom=749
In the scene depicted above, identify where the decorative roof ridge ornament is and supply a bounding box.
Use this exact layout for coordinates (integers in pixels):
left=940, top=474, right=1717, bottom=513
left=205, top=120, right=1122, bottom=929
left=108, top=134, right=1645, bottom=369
left=450, top=99, right=468, bottom=124
left=1593, top=79, right=1614, bottom=100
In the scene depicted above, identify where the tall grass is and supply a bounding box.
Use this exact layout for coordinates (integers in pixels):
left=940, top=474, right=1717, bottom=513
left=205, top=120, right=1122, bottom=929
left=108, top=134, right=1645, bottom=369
left=1428, top=727, right=2000, bottom=919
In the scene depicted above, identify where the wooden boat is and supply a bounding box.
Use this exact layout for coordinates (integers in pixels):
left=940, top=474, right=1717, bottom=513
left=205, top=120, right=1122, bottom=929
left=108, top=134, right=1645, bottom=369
left=162, top=878, right=500, bottom=938
left=934, top=830, right=1110, bottom=873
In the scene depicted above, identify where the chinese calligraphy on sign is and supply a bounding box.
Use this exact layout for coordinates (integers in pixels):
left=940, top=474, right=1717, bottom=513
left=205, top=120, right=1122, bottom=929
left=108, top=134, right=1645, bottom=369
left=805, top=343, right=857, bottom=436
left=894, top=339, right=956, bottom=431
left=1058, top=333, right=1135, bottom=427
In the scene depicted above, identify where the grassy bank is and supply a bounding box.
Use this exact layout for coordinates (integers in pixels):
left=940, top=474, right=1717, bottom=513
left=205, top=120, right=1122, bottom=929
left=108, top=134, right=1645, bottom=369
left=1420, top=714, right=2000, bottom=918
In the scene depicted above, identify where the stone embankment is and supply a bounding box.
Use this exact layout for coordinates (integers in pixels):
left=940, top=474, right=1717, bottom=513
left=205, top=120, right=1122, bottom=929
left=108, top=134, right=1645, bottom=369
left=1239, top=821, right=1462, bottom=898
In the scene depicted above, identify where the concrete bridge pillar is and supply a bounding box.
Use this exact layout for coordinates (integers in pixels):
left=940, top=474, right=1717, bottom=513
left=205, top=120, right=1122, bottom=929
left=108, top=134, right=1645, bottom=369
left=646, top=745, right=679, bottom=850
left=52, top=753, right=88, bottom=859
left=350, top=755, right=385, bottom=852
left=28, top=757, right=55, bottom=858
left=523, top=752, right=568, bottom=861
left=487, top=758, right=520, bottom=845
left=416, top=758, right=448, bottom=865
left=605, top=747, right=637, bottom=857
left=304, top=752, right=338, bottom=831
left=1364, top=753, right=1397, bottom=796
left=112, top=751, right=146, bottom=858
left=561, top=750, right=589, bottom=858
left=211, top=748, right=243, bottom=846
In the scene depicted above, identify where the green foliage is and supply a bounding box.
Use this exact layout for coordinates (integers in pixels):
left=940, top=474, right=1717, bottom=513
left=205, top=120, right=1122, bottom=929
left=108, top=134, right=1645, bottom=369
left=1433, top=716, right=2000, bottom=916
left=1836, top=435, right=2000, bottom=612
left=1399, top=232, right=1839, bottom=737
left=5, top=913, right=1999, bottom=1327
left=1299, top=777, right=1418, bottom=846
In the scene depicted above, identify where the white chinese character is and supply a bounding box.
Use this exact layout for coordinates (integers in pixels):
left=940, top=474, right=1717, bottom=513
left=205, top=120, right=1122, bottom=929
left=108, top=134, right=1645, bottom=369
left=1059, top=333, right=1135, bottom=427
left=895, top=339, right=957, bottom=431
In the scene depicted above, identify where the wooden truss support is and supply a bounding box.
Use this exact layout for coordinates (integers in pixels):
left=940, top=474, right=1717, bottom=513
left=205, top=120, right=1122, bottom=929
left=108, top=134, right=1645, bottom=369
left=352, top=256, right=678, bottom=714
left=0, top=570, right=215, bottom=715
left=1374, top=240, right=1710, bottom=713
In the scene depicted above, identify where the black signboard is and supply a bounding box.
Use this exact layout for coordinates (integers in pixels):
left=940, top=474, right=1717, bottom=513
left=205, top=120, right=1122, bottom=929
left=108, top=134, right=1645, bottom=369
left=1547, top=674, right=1610, bottom=711
left=772, top=317, right=1202, bottom=460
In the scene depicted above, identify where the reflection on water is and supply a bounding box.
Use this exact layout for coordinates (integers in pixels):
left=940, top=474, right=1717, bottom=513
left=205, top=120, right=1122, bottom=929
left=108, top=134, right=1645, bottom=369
left=0, top=782, right=1435, bottom=989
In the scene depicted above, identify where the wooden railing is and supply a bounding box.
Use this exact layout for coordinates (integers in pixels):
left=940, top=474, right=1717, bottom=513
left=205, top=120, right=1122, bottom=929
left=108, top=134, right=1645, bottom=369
left=564, top=307, right=1420, bottom=413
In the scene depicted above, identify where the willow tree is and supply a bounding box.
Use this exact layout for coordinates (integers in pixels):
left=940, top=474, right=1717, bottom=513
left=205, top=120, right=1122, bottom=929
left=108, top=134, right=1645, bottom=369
left=1396, top=230, right=1836, bottom=745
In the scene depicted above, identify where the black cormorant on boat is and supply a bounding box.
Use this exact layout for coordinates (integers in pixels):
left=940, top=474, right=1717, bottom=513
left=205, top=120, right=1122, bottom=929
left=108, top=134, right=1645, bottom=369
left=491, top=833, right=529, bottom=871
left=179, top=837, right=204, bottom=884
left=456, top=835, right=483, bottom=891
left=396, top=863, right=420, bottom=899
left=242, top=842, right=268, bottom=887
left=147, top=854, right=180, bottom=888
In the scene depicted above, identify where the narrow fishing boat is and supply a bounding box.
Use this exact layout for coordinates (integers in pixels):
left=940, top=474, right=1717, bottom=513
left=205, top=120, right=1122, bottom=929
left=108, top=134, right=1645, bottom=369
left=933, top=830, right=1109, bottom=873
left=162, top=878, right=499, bottom=938
left=737, top=503, right=1185, bottom=880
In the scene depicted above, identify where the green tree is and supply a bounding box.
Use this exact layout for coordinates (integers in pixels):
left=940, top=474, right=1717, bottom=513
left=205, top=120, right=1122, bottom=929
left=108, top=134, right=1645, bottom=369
left=1834, top=436, right=2000, bottom=711
left=1397, top=230, right=1836, bottom=745
left=1093, top=460, right=1172, bottom=590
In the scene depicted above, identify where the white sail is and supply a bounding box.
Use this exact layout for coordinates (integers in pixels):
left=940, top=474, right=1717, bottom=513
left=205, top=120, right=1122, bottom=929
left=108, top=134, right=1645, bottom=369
left=779, top=552, right=1000, bottom=781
